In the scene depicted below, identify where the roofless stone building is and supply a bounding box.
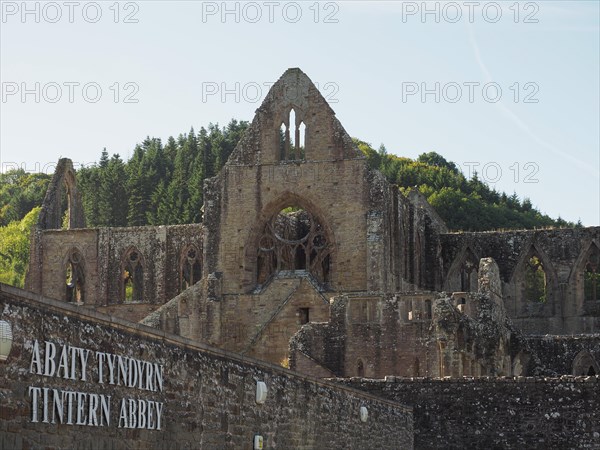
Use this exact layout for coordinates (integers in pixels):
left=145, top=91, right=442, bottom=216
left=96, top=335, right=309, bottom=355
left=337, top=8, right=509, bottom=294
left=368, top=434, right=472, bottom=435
left=4, top=68, right=598, bottom=448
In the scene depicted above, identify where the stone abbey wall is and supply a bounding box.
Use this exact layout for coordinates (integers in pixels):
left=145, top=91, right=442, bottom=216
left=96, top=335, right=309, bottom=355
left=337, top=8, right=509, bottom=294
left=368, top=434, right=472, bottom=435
left=26, top=224, right=203, bottom=323
left=0, top=283, right=413, bottom=449
left=437, top=227, right=600, bottom=334
left=24, top=68, right=600, bottom=384
left=527, top=334, right=600, bottom=376
left=339, top=376, right=600, bottom=450
left=289, top=258, right=528, bottom=380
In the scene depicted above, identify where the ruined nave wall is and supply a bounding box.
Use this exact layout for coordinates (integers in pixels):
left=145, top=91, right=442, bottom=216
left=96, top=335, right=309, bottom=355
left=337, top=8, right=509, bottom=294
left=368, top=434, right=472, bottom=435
left=438, top=227, right=600, bottom=334
left=25, top=224, right=203, bottom=323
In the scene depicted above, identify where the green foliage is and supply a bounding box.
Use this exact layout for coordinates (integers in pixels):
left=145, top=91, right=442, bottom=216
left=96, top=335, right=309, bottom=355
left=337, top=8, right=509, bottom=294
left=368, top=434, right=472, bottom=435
left=355, top=139, right=574, bottom=231
left=584, top=270, right=600, bottom=301
left=0, top=207, right=40, bottom=287
left=524, top=256, right=547, bottom=303
left=584, top=250, right=600, bottom=301
left=73, top=119, right=249, bottom=228
left=0, top=170, right=50, bottom=227
left=1, top=124, right=571, bottom=245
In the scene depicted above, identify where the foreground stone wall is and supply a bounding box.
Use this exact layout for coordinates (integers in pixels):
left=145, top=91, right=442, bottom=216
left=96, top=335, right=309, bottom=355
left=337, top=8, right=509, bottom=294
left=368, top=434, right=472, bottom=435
left=339, top=376, right=600, bottom=450
left=0, top=283, right=413, bottom=449
left=527, top=335, right=600, bottom=375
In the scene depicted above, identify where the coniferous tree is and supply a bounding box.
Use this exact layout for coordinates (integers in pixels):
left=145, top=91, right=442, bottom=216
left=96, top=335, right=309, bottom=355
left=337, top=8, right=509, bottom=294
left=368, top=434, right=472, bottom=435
left=77, top=166, right=101, bottom=226
left=103, top=154, right=128, bottom=227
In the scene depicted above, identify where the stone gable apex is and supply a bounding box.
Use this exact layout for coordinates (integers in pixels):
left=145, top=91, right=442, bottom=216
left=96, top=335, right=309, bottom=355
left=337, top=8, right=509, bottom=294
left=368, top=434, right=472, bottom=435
left=226, top=68, right=364, bottom=165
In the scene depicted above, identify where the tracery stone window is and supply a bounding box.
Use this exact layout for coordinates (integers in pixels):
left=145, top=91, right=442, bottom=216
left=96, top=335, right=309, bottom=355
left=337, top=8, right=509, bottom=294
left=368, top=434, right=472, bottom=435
left=584, top=245, right=600, bottom=302
left=65, top=249, right=84, bottom=303
left=524, top=255, right=546, bottom=303
left=460, top=249, right=478, bottom=292
left=122, top=248, right=144, bottom=302
left=181, top=245, right=202, bottom=291
left=256, top=207, right=331, bottom=286
left=279, top=108, right=306, bottom=161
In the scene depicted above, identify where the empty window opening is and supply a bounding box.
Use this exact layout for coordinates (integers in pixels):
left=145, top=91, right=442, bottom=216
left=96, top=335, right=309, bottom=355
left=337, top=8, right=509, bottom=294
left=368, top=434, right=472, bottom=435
left=289, top=109, right=297, bottom=150
left=279, top=109, right=306, bottom=161
left=181, top=246, right=202, bottom=291
left=588, top=366, right=596, bottom=376
left=257, top=206, right=331, bottom=285
left=65, top=250, right=84, bottom=303
left=60, top=181, right=70, bottom=230
left=584, top=245, right=600, bottom=302
left=298, top=307, right=310, bottom=325
left=279, top=123, right=288, bottom=160
left=298, top=122, right=306, bottom=152
left=414, top=358, right=420, bottom=377
left=460, top=249, right=478, bottom=292
left=122, top=249, right=144, bottom=302
left=525, top=255, right=547, bottom=303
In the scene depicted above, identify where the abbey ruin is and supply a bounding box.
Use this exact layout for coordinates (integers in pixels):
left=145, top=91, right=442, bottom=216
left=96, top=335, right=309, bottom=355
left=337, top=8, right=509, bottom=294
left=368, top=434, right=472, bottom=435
left=3, top=68, right=598, bottom=448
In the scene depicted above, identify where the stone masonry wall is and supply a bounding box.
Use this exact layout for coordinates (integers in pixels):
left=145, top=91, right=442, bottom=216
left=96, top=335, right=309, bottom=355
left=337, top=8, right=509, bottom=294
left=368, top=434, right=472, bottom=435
left=438, top=227, right=600, bottom=334
left=526, top=334, right=600, bottom=375
left=25, top=224, right=203, bottom=324
left=290, top=293, right=441, bottom=378
left=0, top=283, right=413, bottom=450
left=339, top=376, right=600, bottom=450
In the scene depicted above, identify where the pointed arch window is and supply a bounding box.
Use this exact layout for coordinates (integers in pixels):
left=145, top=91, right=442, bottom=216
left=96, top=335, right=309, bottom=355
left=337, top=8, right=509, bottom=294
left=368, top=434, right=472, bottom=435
left=181, top=245, right=202, bottom=291
left=122, top=248, right=144, bottom=302
left=572, top=350, right=599, bottom=376
left=524, top=255, right=547, bottom=303
left=59, top=180, right=71, bottom=230
left=65, top=249, right=84, bottom=303
left=279, top=108, right=306, bottom=161
left=460, top=249, right=478, bottom=292
left=256, top=206, right=332, bottom=286
left=584, top=244, right=600, bottom=302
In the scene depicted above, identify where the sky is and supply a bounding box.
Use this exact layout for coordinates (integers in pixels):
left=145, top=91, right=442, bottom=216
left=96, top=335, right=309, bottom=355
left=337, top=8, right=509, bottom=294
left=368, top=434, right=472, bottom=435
left=1, top=1, right=599, bottom=225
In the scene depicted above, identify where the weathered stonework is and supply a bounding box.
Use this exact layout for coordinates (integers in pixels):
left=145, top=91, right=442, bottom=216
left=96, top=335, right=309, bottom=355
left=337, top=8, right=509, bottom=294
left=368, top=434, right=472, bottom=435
left=337, top=376, right=600, bottom=450
left=0, top=284, right=413, bottom=449
left=437, top=227, right=600, bottom=334
left=26, top=224, right=203, bottom=323
left=20, top=67, right=600, bottom=447
left=25, top=69, right=600, bottom=375
left=289, top=258, right=530, bottom=379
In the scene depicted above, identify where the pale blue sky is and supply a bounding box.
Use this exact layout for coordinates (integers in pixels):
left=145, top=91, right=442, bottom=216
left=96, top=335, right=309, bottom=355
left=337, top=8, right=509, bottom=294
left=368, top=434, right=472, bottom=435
left=1, top=1, right=599, bottom=225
